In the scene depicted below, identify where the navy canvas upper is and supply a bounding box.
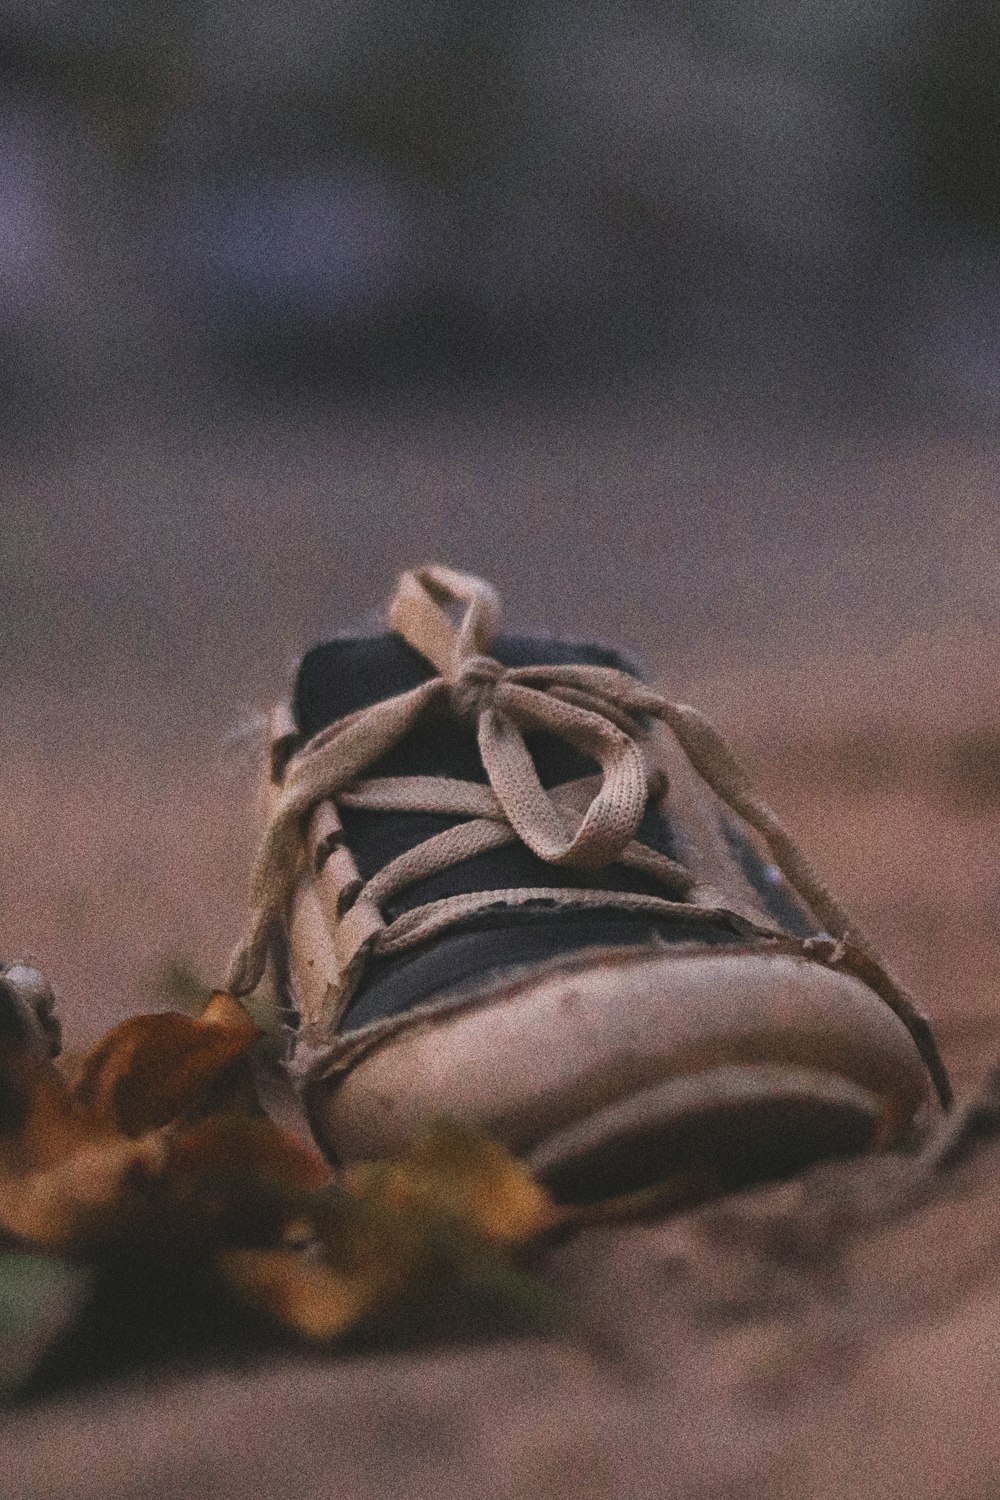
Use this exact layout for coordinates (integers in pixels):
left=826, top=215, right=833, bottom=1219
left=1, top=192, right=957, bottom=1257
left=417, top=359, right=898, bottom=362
left=292, top=631, right=812, bottom=1031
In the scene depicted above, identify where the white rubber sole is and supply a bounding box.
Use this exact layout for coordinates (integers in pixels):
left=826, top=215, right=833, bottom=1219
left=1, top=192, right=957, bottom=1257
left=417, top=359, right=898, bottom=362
left=302, top=949, right=932, bottom=1204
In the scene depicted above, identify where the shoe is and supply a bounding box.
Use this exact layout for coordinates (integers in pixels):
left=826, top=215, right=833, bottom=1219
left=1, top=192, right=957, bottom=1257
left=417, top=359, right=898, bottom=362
left=229, top=565, right=949, bottom=1205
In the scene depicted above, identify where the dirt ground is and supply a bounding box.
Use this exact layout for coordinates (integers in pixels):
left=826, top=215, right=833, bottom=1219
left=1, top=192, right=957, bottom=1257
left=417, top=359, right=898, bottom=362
left=1, top=419, right=999, bottom=1498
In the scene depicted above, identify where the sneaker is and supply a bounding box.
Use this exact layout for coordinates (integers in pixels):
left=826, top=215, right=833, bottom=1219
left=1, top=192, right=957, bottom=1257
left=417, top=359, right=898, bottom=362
left=229, top=565, right=949, bottom=1205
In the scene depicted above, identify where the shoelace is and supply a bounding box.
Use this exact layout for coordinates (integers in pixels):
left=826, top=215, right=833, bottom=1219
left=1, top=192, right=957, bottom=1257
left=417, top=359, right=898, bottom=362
left=227, top=564, right=950, bottom=1108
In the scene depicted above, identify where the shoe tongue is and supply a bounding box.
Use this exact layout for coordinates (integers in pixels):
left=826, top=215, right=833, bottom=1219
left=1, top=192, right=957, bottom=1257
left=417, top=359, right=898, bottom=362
left=293, top=631, right=632, bottom=787
left=291, top=629, right=711, bottom=1033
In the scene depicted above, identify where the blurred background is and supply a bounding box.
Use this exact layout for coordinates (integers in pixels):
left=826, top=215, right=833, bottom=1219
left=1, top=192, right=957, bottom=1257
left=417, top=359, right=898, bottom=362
left=0, top=2, right=997, bottom=1062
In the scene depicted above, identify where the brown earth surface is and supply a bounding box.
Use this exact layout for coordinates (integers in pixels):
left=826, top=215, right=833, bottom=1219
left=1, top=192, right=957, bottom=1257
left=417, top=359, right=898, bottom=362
left=1, top=616, right=998, bottom=1499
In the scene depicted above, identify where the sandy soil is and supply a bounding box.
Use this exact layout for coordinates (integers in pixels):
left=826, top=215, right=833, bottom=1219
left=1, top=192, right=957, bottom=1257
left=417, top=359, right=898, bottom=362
left=1, top=418, right=998, bottom=1498
left=1, top=627, right=998, bottom=1499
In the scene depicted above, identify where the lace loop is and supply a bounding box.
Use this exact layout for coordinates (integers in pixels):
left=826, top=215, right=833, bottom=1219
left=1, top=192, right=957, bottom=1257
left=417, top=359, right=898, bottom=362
left=389, top=563, right=501, bottom=677
left=449, top=653, right=505, bottom=719
left=396, top=564, right=654, bottom=869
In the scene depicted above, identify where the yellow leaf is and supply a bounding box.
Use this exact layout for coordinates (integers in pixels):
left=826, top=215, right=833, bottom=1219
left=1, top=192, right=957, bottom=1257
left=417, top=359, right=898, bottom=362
left=220, top=1247, right=401, bottom=1342
left=6, top=970, right=560, bottom=1354
left=348, top=1119, right=557, bottom=1246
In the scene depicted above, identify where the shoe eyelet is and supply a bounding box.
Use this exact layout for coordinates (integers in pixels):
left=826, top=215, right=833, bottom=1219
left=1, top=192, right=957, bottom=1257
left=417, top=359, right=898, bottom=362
left=336, top=879, right=362, bottom=918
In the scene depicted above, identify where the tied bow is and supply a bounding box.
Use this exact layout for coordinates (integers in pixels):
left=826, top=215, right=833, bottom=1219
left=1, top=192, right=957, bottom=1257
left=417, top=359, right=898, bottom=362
left=391, top=565, right=664, bottom=871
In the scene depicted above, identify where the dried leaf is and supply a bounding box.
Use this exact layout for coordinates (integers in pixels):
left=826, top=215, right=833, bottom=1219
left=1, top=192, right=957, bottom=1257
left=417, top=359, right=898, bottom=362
left=73, top=993, right=262, bottom=1135
left=0, top=1135, right=167, bottom=1252
left=348, top=1119, right=557, bottom=1246
left=0, top=979, right=331, bottom=1257
left=225, top=1224, right=563, bottom=1344
left=2, top=975, right=563, bottom=1369
left=1, top=976, right=107, bottom=1254
left=0, top=1065, right=97, bottom=1183
left=220, top=1247, right=394, bottom=1342
left=157, top=1115, right=332, bottom=1250
left=169, top=1113, right=330, bottom=1193
left=224, top=1124, right=560, bottom=1345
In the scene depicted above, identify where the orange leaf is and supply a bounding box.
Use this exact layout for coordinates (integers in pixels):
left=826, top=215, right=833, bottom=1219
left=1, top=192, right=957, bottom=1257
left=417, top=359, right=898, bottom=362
left=1, top=980, right=334, bottom=1257
left=168, top=1113, right=331, bottom=1193
left=73, top=993, right=262, bottom=1135
left=0, top=1134, right=167, bottom=1252
left=156, top=1114, right=333, bottom=1248
left=0, top=1067, right=97, bottom=1182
